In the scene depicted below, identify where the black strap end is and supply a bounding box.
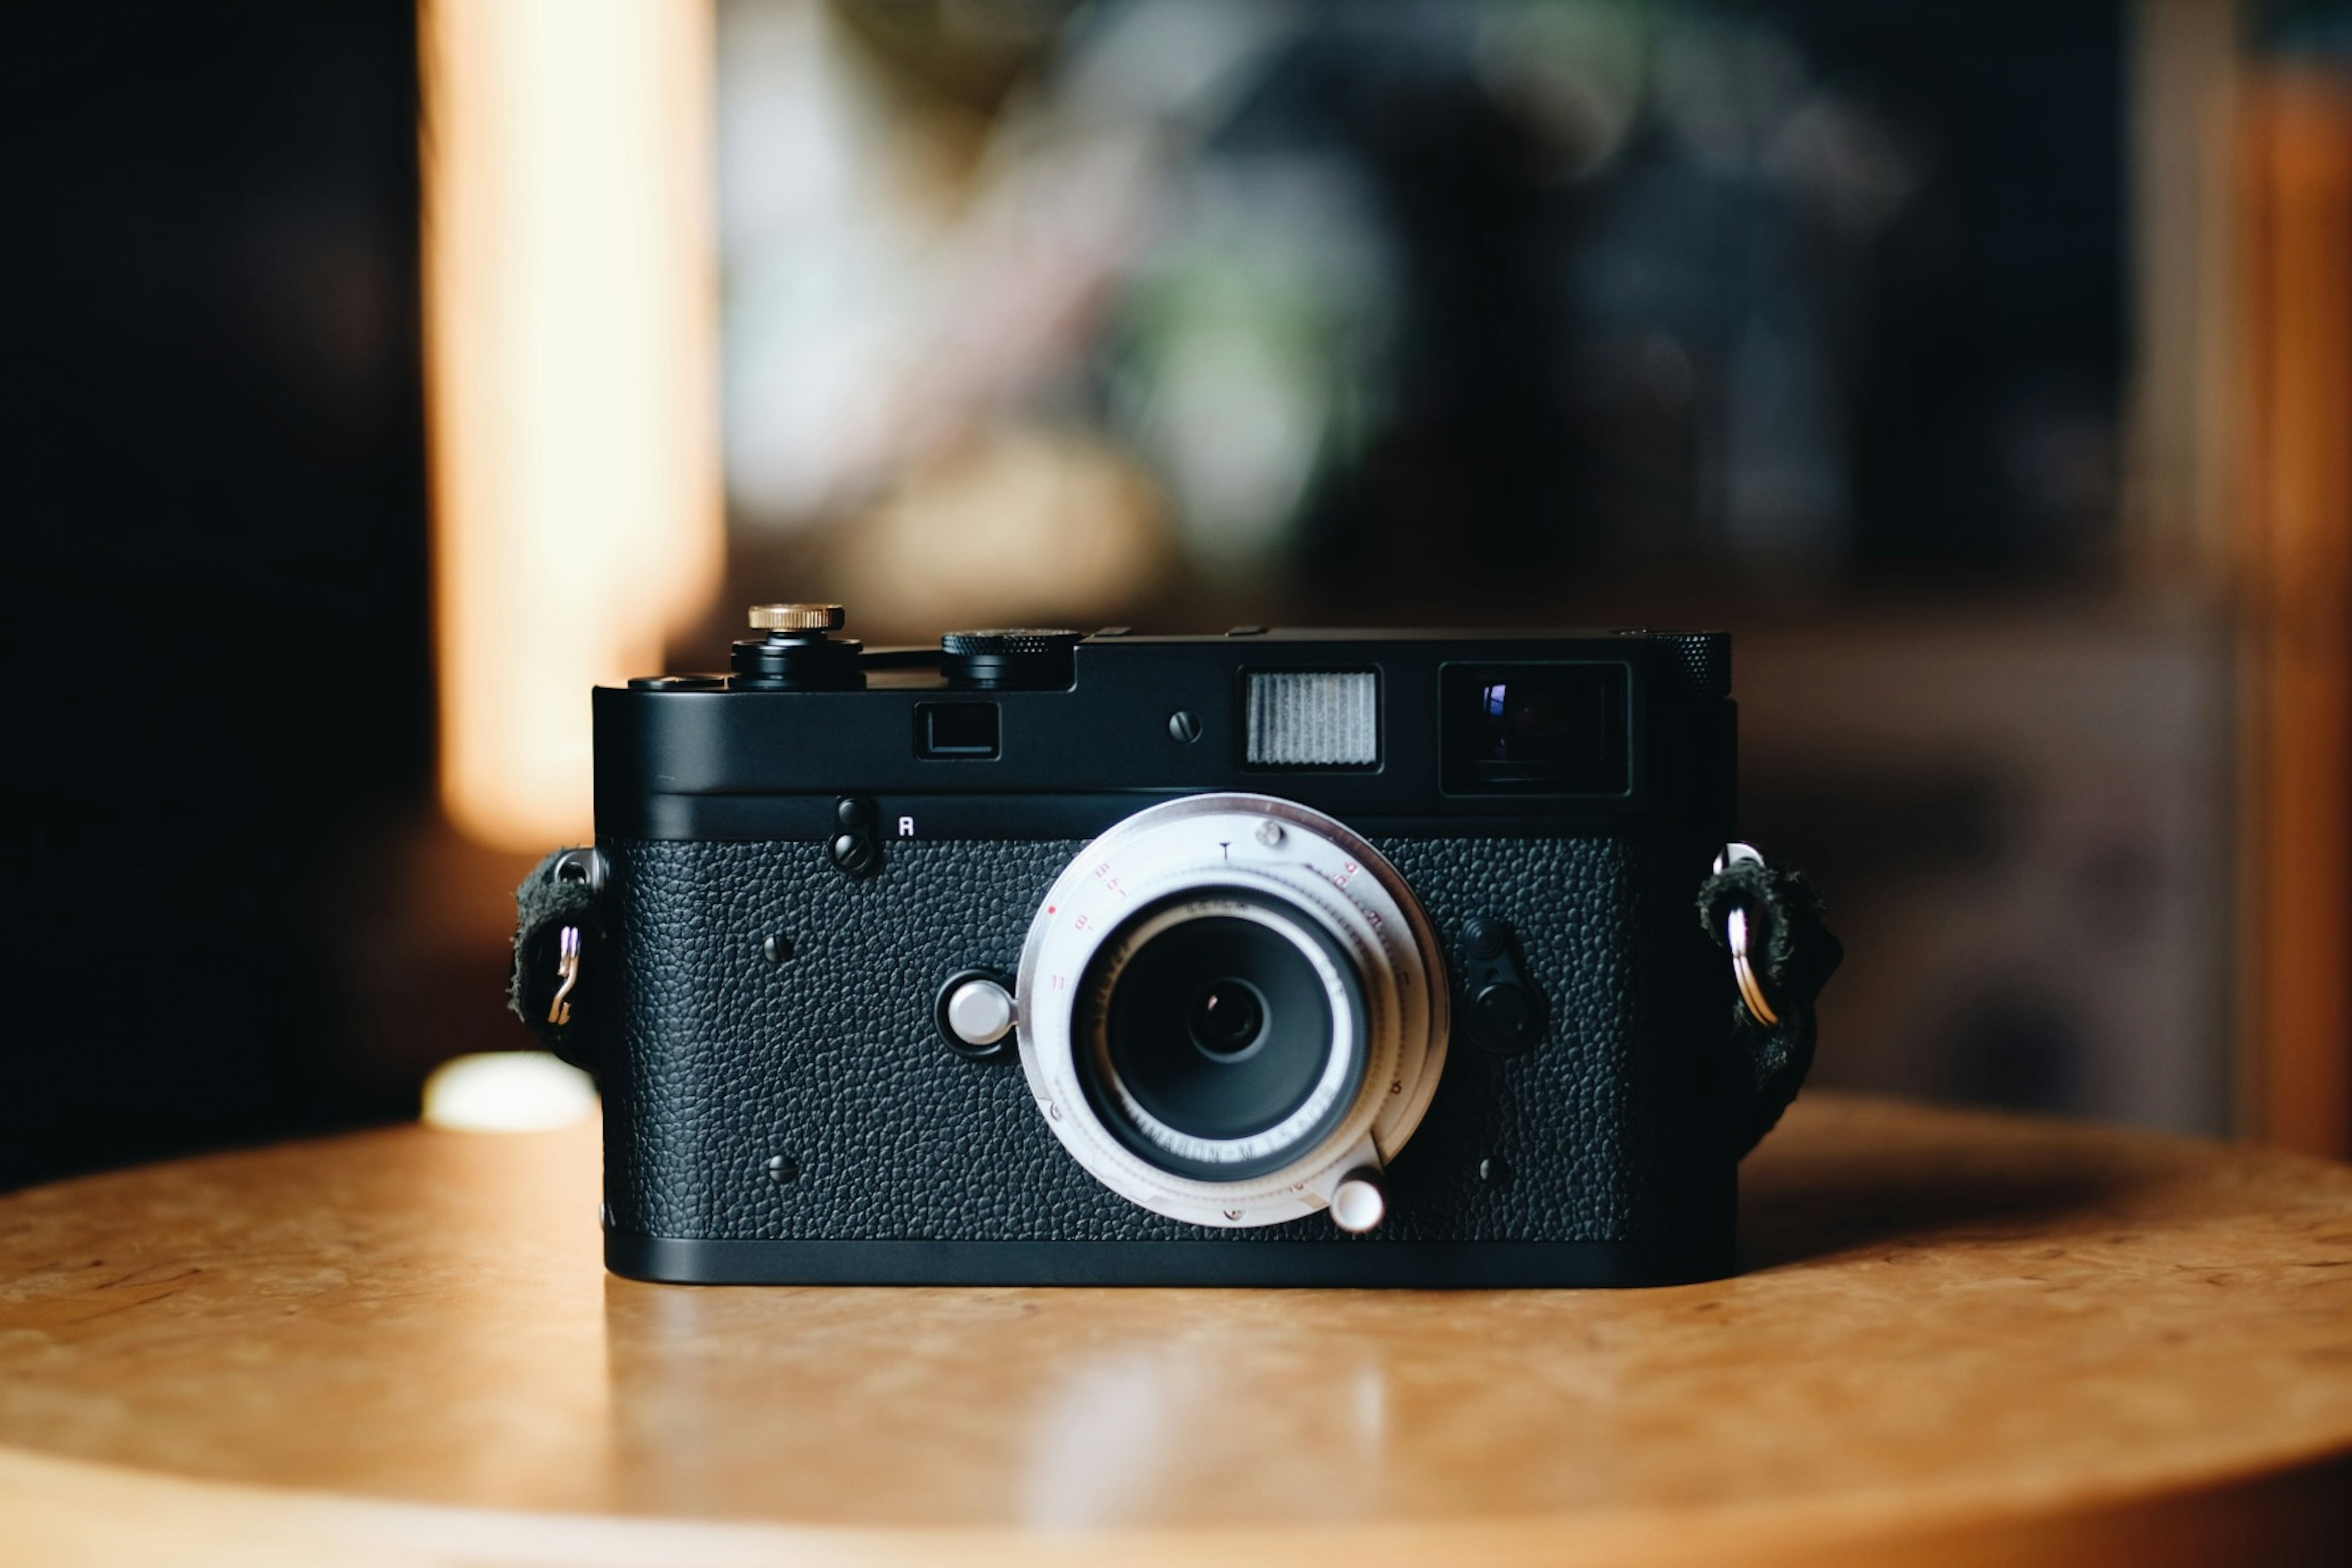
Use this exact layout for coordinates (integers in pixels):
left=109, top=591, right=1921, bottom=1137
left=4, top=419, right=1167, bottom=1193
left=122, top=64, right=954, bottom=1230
left=1697, top=855, right=1844, bottom=1158
left=511, top=847, right=606, bottom=1074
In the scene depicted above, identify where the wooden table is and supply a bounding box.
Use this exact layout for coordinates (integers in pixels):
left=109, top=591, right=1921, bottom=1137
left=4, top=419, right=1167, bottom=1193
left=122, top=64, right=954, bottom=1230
left=1, top=1094, right=2348, bottom=1566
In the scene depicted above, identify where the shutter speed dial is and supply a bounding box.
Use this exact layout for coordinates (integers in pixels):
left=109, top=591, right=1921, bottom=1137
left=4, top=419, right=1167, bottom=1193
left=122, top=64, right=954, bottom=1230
left=940, top=629, right=1081, bottom=690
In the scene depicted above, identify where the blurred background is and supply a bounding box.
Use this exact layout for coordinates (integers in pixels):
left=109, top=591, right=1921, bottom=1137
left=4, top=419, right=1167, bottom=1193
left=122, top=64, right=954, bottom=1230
left=12, top=0, right=2352, bottom=1187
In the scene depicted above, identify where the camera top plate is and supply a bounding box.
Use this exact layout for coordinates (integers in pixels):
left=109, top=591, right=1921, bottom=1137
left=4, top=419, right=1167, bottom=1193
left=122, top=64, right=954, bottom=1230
left=596, top=616, right=1734, bottom=843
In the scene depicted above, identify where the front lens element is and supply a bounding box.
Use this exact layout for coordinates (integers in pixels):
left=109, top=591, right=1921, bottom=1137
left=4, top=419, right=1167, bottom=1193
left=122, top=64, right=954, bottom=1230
left=1187, top=979, right=1267, bottom=1059
left=1078, top=892, right=1366, bottom=1179
left=1113, top=919, right=1311, bottom=1127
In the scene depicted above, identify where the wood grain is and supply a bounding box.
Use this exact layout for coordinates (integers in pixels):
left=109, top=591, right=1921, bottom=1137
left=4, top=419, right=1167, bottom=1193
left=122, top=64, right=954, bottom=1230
left=1, top=1093, right=2348, bottom=1565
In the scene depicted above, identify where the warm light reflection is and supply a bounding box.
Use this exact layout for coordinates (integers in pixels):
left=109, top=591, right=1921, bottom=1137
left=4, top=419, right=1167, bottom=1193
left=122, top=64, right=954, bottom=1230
left=423, top=1051, right=600, bottom=1133
left=421, top=0, right=722, bottom=850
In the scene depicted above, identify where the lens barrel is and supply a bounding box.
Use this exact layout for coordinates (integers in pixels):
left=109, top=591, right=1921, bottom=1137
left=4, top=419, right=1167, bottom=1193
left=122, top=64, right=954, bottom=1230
left=1015, top=794, right=1449, bottom=1231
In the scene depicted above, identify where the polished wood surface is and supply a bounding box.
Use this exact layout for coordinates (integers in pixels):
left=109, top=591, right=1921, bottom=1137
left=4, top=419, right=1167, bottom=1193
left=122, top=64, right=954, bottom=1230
left=2, top=1093, right=2348, bottom=1566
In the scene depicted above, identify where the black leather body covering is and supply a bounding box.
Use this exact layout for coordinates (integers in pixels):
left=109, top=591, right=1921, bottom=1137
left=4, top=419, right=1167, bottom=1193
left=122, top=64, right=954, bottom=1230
left=598, top=830, right=1738, bottom=1286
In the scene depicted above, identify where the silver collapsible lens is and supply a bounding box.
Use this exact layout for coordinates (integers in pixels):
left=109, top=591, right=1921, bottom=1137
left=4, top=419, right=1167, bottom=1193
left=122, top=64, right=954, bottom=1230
left=1015, top=794, right=1448, bottom=1230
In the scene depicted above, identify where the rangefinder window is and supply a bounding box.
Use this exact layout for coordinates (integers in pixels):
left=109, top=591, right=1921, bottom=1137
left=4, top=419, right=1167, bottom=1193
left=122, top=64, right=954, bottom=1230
left=1441, top=664, right=1629, bottom=795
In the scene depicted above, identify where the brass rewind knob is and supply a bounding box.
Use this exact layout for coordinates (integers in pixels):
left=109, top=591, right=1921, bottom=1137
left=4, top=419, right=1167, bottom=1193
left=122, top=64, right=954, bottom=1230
left=747, top=603, right=846, bottom=633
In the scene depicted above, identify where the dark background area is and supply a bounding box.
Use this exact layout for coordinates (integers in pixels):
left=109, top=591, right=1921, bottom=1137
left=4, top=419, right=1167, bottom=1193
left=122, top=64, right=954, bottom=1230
left=12, top=2, right=432, bottom=1187
left=1281, top=0, right=2127, bottom=600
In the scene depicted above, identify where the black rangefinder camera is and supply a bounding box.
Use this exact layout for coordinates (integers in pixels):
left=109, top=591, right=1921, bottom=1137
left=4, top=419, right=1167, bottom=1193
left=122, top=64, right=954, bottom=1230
left=541, top=605, right=1824, bottom=1287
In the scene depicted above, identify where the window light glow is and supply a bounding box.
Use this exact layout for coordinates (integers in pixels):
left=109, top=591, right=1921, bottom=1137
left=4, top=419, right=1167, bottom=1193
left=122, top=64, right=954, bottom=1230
left=421, top=0, right=723, bottom=850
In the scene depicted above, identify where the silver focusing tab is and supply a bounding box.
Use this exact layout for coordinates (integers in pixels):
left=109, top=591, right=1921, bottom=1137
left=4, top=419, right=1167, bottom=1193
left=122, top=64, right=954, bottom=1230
left=1245, top=671, right=1378, bottom=767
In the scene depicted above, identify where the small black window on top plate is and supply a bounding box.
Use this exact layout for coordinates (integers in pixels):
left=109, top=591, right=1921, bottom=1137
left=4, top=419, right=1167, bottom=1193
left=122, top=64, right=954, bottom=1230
left=916, top=702, right=1001, bottom=759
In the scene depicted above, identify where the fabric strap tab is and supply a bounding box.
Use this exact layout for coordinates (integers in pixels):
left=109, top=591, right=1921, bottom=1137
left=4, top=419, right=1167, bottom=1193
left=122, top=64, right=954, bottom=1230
left=1696, top=854, right=1845, bottom=1158
left=509, top=847, right=605, bottom=1074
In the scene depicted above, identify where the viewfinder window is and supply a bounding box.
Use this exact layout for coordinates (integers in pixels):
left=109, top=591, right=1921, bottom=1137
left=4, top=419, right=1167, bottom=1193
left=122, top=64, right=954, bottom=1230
left=1442, top=665, right=1627, bottom=794
left=917, top=702, right=1000, bottom=759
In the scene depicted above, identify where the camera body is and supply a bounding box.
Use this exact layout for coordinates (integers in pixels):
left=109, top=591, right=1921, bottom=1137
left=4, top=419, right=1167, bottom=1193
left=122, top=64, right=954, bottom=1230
left=592, top=614, right=1744, bottom=1287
